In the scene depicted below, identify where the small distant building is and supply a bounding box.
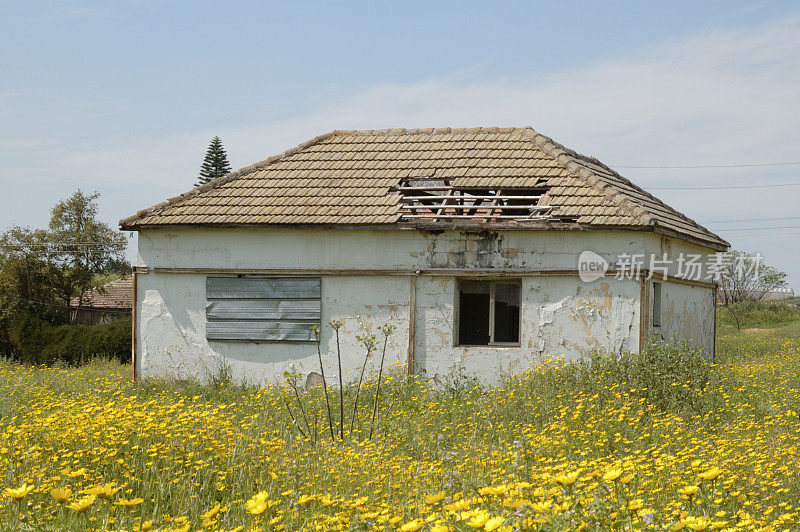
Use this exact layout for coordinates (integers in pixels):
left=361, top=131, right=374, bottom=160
left=716, top=286, right=795, bottom=304
left=761, top=287, right=795, bottom=301
left=70, top=276, right=133, bottom=324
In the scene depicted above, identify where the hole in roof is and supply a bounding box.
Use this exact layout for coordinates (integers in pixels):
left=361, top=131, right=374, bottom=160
left=391, top=177, right=554, bottom=221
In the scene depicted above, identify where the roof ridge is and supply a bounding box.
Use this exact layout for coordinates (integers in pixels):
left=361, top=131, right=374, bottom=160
left=119, top=132, right=338, bottom=228
left=519, top=129, right=655, bottom=226
left=330, top=126, right=534, bottom=136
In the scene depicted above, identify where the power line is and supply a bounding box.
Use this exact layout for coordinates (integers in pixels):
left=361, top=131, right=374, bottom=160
left=646, top=182, right=800, bottom=190
left=717, top=225, right=800, bottom=233
left=700, top=216, right=800, bottom=223
left=721, top=231, right=800, bottom=237
left=613, top=161, right=800, bottom=169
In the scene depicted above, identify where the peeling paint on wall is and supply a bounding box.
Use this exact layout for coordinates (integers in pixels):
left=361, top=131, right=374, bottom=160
left=135, top=228, right=715, bottom=386
left=647, top=280, right=715, bottom=355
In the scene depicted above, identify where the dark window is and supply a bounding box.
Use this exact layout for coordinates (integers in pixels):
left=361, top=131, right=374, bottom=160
left=458, top=280, right=521, bottom=345
left=493, top=283, right=520, bottom=342
left=458, top=281, right=491, bottom=345
left=652, top=282, right=662, bottom=327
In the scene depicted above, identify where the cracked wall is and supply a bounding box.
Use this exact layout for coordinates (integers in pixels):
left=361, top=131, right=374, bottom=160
left=647, top=280, right=716, bottom=356
left=413, top=276, right=640, bottom=384
left=135, top=228, right=715, bottom=385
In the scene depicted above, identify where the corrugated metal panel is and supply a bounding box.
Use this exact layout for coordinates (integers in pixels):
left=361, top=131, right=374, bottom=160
left=207, top=320, right=317, bottom=342
left=206, top=299, right=320, bottom=321
left=206, top=277, right=320, bottom=342
left=206, top=277, right=320, bottom=299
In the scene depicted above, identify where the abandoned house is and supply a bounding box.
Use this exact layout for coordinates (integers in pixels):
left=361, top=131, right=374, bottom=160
left=70, top=276, right=133, bottom=324
left=120, top=127, right=729, bottom=385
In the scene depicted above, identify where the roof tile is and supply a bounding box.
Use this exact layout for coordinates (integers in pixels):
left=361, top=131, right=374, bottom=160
left=120, top=127, right=727, bottom=249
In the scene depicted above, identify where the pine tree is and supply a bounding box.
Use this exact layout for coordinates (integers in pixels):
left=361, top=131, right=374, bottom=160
left=196, top=136, right=232, bottom=186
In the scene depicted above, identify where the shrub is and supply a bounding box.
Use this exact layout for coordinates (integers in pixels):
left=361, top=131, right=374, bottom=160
left=577, top=338, right=713, bottom=415
left=717, top=300, right=800, bottom=330
left=9, top=316, right=131, bottom=365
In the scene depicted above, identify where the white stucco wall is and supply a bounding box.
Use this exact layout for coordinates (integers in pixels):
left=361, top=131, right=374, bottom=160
left=413, top=275, right=640, bottom=383
left=133, top=227, right=717, bottom=385
left=136, top=273, right=412, bottom=385
left=136, top=228, right=652, bottom=271
left=646, top=279, right=716, bottom=356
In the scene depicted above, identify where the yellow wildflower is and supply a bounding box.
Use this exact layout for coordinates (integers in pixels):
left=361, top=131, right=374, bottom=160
left=66, top=494, right=97, bottom=513
left=115, top=497, right=144, bottom=507
left=502, top=498, right=531, bottom=509
left=603, top=467, right=623, bottom=482
left=530, top=500, right=552, bottom=513
left=467, top=512, right=489, bottom=528
left=60, top=467, right=87, bottom=478
left=628, top=499, right=644, bottom=511
left=682, top=516, right=710, bottom=531
left=202, top=502, right=221, bottom=520
left=245, top=491, right=269, bottom=515
left=484, top=516, right=504, bottom=531
left=399, top=518, right=423, bottom=532
left=83, top=482, right=120, bottom=499
left=3, top=483, right=35, bottom=500
left=50, top=486, right=72, bottom=503
left=425, top=491, right=445, bottom=505
left=698, top=467, right=722, bottom=481
left=552, top=470, right=580, bottom=486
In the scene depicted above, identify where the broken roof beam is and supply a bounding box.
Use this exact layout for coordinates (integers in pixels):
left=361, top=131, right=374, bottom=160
left=398, top=194, right=544, bottom=202
left=393, top=186, right=456, bottom=192
left=401, top=214, right=553, bottom=219
left=398, top=204, right=552, bottom=211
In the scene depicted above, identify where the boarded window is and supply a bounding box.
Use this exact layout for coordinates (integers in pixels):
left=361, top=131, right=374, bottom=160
left=457, top=280, right=521, bottom=346
left=206, top=277, right=321, bottom=342
left=652, top=281, right=662, bottom=327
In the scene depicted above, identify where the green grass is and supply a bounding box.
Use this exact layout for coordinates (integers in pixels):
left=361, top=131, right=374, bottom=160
left=716, top=299, right=800, bottom=333
left=0, top=304, right=798, bottom=530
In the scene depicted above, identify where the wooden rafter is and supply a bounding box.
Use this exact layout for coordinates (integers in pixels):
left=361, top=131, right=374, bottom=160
left=392, top=178, right=553, bottom=221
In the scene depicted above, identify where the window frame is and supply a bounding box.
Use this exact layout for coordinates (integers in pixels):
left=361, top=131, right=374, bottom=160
left=455, top=278, right=522, bottom=347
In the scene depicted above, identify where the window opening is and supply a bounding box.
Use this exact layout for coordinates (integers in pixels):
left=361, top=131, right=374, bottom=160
left=458, top=280, right=521, bottom=345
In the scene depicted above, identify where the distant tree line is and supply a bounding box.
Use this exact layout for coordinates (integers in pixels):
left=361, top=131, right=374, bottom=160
left=0, top=190, right=131, bottom=364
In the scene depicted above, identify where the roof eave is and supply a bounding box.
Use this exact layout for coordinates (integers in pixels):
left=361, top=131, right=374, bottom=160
left=651, top=225, right=729, bottom=252
left=120, top=220, right=727, bottom=250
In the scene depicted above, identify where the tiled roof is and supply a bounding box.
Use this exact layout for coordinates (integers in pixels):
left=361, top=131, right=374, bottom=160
left=69, top=276, right=133, bottom=310
left=120, top=127, right=728, bottom=249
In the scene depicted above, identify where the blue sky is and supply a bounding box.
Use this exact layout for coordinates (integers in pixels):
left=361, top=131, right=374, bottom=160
left=2, top=1, right=799, bottom=289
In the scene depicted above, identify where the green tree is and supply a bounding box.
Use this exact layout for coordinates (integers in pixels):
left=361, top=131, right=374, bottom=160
left=0, top=191, right=127, bottom=326
left=717, top=249, right=788, bottom=305
left=0, top=226, right=63, bottom=324
left=47, top=190, right=128, bottom=319
left=196, top=136, right=232, bottom=186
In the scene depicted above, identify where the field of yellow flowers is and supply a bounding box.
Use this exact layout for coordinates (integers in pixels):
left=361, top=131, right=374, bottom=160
left=1, top=318, right=799, bottom=531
